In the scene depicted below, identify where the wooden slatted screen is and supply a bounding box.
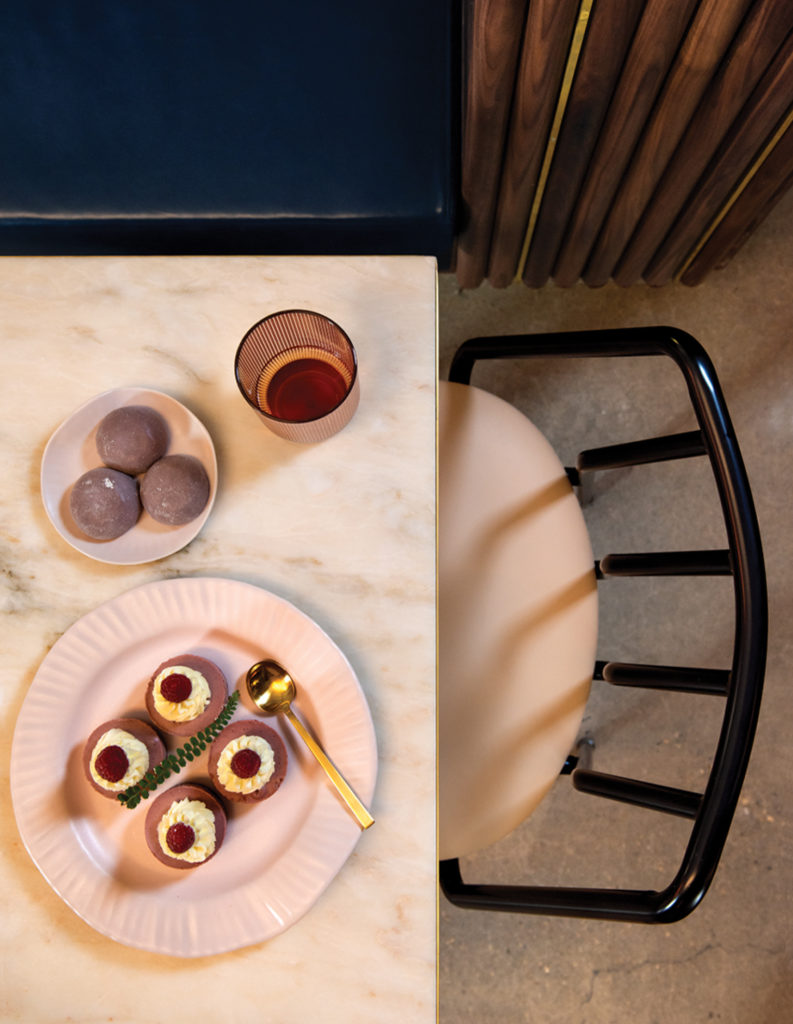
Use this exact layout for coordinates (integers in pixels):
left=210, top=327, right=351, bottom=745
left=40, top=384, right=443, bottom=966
left=454, top=0, right=793, bottom=288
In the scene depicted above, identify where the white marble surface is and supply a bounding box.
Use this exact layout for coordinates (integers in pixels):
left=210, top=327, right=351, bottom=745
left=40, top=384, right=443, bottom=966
left=0, top=257, right=437, bottom=1022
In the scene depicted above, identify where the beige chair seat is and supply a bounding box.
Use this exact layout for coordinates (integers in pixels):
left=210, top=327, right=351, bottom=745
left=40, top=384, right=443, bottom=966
left=439, top=381, right=598, bottom=860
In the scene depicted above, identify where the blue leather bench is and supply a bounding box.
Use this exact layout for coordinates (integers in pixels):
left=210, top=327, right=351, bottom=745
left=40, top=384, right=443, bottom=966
left=0, top=1, right=458, bottom=266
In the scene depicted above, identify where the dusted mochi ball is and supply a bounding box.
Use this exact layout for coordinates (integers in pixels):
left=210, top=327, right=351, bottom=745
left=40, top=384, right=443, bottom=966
left=145, top=783, right=227, bottom=869
left=96, top=405, right=169, bottom=475
left=208, top=720, right=288, bottom=803
left=140, top=454, right=210, bottom=526
left=83, top=717, right=166, bottom=798
left=69, top=467, right=141, bottom=540
left=145, top=653, right=228, bottom=737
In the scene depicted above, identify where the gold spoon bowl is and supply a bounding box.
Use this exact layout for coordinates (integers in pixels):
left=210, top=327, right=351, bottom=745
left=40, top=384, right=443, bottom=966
left=246, top=659, right=374, bottom=830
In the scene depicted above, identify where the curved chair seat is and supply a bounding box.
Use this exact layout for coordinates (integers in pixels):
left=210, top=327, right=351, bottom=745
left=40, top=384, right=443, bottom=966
left=439, top=380, right=597, bottom=860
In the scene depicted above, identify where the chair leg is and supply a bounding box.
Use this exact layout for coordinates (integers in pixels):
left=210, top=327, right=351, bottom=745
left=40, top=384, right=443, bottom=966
left=575, top=733, right=595, bottom=769
left=561, top=734, right=595, bottom=774
left=566, top=465, right=595, bottom=506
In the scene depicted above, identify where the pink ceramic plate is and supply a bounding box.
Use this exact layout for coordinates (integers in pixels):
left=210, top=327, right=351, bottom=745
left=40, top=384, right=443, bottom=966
left=11, top=577, right=378, bottom=956
left=40, top=387, right=218, bottom=564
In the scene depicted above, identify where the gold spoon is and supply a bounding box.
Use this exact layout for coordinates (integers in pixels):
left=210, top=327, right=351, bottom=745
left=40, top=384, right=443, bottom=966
left=246, top=659, right=374, bottom=830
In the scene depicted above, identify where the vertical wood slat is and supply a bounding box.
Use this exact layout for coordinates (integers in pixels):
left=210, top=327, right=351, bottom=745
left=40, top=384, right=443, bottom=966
left=486, top=0, right=582, bottom=287
left=521, top=0, right=645, bottom=288
left=454, top=0, right=529, bottom=290
left=454, top=0, right=793, bottom=291
left=680, top=116, right=793, bottom=284
left=614, top=0, right=793, bottom=286
left=583, top=0, right=752, bottom=287
left=551, top=0, right=699, bottom=287
left=644, top=33, right=793, bottom=284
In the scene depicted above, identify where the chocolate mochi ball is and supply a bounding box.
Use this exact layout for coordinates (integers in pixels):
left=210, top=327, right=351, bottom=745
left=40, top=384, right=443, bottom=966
left=96, top=405, right=169, bottom=475
left=69, top=467, right=141, bottom=540
left=140, top=454, right=210, bottom=526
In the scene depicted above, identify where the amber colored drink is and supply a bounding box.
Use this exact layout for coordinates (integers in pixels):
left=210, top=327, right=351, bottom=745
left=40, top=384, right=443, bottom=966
left=256, top=346, right=353, bottom=422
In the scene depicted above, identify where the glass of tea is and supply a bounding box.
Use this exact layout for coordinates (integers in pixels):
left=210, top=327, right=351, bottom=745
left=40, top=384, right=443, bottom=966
left=234, top=310, right=360, bottom=442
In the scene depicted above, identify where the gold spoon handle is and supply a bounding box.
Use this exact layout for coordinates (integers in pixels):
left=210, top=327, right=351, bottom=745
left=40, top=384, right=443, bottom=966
left=284, top=708, right=374, bottom=829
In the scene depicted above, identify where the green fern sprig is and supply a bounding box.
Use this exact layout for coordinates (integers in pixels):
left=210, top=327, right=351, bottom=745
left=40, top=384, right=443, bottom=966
left=117, top=689, right=240, bottom=810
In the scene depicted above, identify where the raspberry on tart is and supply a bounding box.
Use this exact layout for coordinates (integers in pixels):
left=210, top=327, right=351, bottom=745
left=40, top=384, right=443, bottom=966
left=145, top=653, right=228, bottom=737
left=144, top=783, right=227, bottom=869
left=208, top=720, right=288, bottom=804
left=83, top=717, right=166, bottom=798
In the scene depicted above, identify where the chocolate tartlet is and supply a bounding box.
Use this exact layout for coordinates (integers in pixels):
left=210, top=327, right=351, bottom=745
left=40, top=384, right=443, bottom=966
left=96, top=405, right=169, bottom=475
left=208, top=720, right=288, bottom=803
left=145, top=653, right=227, bottom=737
left=83, top=717, right=165, bottom=798
left=144, top=783, right=227, bottom=869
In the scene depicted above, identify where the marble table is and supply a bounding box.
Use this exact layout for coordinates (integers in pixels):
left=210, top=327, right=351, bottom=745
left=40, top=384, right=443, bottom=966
left=1, top=257, right=436, bottom=1022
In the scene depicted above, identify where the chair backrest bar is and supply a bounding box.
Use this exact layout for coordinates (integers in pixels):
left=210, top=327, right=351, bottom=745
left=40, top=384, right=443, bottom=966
left=596, top=660, right=730, bottom=696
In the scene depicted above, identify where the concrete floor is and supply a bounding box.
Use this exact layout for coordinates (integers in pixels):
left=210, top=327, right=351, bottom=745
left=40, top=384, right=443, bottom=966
left=437, top=189, right=793, bottom=1023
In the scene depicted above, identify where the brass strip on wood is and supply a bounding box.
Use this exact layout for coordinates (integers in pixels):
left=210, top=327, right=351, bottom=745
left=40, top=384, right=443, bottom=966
left=515, top=0, right=595, bottom=282
left=676, top=103, right=793, bottom=281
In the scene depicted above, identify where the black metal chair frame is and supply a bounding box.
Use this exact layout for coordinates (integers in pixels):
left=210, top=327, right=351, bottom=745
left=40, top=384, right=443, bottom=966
left=440, top=326, right=767, bottom=923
